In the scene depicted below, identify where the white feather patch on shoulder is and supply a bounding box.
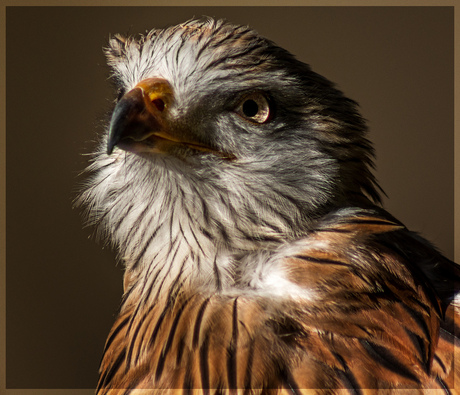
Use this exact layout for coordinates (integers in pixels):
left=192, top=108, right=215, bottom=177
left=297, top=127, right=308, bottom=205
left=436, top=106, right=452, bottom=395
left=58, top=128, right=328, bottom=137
left=241, top=247, right=316, bottom=301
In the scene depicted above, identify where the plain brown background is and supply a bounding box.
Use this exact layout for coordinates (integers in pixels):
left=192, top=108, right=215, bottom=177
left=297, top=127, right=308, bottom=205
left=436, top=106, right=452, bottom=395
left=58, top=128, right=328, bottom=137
left=6, top=6, right=454, bottom=389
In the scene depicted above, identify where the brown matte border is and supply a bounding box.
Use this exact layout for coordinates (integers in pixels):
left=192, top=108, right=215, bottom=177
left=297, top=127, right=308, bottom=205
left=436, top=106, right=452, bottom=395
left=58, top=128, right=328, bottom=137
left=0, top=0, right=458, bottom=394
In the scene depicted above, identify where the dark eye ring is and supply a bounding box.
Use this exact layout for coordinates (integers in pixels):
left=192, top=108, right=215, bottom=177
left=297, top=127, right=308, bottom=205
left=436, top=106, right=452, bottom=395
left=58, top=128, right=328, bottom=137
left=236, top=93, right=271, bottom=124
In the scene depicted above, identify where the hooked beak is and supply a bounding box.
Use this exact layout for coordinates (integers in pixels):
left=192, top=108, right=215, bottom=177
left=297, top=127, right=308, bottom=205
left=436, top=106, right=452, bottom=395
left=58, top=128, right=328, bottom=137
left=106, top=78, right=175, bottom=155
left=106, top=78, right=235, bottom=160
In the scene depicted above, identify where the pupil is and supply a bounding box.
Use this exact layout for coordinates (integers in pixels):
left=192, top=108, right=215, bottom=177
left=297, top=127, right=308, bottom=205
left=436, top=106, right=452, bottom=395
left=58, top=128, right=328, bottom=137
left=243, top=100, right=259, bottom=118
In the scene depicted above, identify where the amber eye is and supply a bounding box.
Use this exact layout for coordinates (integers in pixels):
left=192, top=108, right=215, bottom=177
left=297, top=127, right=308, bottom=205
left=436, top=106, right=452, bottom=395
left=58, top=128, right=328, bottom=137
left=236, top=93, right=271, bottom=124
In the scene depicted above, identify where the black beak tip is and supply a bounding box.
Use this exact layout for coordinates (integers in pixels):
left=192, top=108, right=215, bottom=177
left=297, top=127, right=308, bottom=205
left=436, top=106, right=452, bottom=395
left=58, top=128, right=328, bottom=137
left=106, top=125, right=119, bottom=155
left=106, top=103, right=127, bottom=156
left=106, top=140, right=115, bottom=156
left=105, top=87, right=153, bottom=156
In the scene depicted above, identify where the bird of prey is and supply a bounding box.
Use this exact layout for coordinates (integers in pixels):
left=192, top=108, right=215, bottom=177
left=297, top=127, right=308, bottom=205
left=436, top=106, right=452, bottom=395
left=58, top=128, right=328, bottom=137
left=78, top=18, right=460, bottom=393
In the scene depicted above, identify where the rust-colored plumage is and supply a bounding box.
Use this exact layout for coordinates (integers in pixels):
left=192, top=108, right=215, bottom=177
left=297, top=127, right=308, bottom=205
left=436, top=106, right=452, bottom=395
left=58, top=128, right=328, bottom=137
left=79, top=18, right=460, bottom=393
left=96, top=211, right=460, bottom=393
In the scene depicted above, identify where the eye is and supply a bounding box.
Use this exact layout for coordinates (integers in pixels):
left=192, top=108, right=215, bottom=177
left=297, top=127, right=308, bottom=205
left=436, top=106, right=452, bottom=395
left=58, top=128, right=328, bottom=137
left=236, top=92, right=271, bottom=124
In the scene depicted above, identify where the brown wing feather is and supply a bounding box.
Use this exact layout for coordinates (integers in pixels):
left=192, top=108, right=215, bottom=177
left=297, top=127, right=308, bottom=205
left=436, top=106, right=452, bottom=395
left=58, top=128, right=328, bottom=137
left=97, top=212, right=460, bottom=394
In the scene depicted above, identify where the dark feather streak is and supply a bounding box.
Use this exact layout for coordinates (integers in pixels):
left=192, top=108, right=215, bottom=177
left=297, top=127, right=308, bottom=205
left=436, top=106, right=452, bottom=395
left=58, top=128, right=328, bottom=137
left=293, top=254, right=350, bottom=267
left=359, top=340, right=420, bottom=383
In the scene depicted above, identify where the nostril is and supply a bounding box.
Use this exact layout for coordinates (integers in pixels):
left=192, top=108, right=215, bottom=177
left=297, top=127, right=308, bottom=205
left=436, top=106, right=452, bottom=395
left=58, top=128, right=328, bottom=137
left=152, top=98, right=165, bottom=112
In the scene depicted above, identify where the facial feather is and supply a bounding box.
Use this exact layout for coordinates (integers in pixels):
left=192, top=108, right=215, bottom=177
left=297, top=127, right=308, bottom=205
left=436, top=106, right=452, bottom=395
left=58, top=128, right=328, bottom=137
left=80, top=19, right=379, bottom=268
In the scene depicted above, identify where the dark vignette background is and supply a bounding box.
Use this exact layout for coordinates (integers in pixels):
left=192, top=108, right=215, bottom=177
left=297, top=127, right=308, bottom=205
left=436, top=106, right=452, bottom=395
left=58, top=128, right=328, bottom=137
left=6, top=6, right=454, bottom=389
